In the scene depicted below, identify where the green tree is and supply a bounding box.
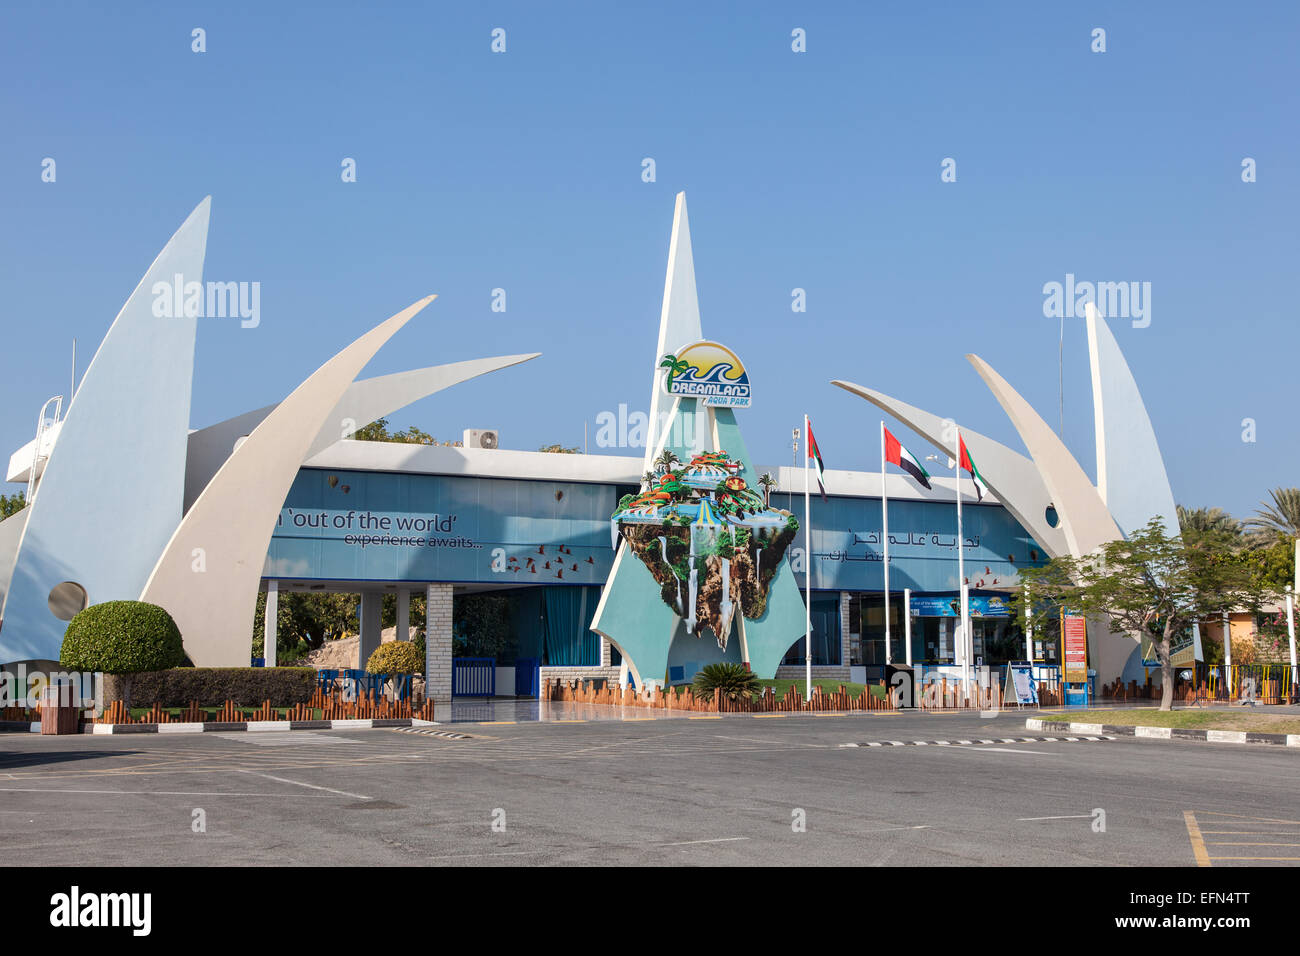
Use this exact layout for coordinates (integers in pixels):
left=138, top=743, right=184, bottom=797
left=1177, top=505, right=1241, bottom=539
left=653, top=450, right=681, bottom=474
left=351, top=417, right=437, bottom=444
left=61, top=601, right=187, bottom=707
left=1244, top=487, right=1300, bottom=547
left=692, top=662, right=761, bottom=702
left=758, top=473, right=777, bottom=507
left=253, top=590, right=360, bottom=657
left=538, top=443, right=580, bottom=454
left=1014, top=517, right=1273, bottom=711
left=0, top=491, right=26, bottom=519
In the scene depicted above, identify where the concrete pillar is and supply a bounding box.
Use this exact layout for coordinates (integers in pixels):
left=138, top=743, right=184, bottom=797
left=424, top=583, right=454, bottom=702
left=396, top=588, right=410, bottom=641
left=359, top=590, right=382, bottom=670
left=264, top=580, right=278, bottom=667
left=839, top=591, right=851, bottom=668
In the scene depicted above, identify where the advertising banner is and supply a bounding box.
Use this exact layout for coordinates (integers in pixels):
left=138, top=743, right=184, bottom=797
left=1063, top=614, right=1088, bottom=684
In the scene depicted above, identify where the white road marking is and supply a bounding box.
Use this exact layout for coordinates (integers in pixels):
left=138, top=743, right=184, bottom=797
left=659, top=837, right=749, bottom=847
left=209, top=732, right=359, bottom=746
left=239, top=770, right=372, bottom=801
left=961, top=747, right=1053, bottom=755
left=1017, top=814, right=1094, bottom=821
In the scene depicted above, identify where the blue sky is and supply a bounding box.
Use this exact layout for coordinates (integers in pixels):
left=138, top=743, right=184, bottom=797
left=1, top=1, right=1295, bottom=520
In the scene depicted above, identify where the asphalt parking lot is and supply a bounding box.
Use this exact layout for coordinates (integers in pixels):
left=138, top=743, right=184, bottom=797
left=2, top=710, right=1297, bottom=866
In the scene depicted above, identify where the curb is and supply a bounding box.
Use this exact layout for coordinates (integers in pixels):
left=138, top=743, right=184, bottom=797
left=3, top=718, right=438, bottom=736
left=1026, top=718, right=1300, bottom=748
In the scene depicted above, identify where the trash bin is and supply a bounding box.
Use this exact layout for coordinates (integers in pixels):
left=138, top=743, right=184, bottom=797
left=39, top=684, right=82, bottom=735
left=1088, top=668, right=1096, bottom=700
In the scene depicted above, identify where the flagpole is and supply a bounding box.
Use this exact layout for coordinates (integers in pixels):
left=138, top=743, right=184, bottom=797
left=881, top=421, right=891, bottom=667
left=803, top=414, right=812, bottom=702
left=955, top=426, right=970, bottom=702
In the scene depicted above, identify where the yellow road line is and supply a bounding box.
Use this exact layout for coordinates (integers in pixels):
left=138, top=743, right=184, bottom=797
left=1184, top=811, right=1212, bottom=867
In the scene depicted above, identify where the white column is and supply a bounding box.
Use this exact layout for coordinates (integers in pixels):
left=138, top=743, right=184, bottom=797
left=264, top=580, right=278, bottom=667
left=424, top=583, right=454, bottom=703
left=1024, top=585, right=1033, bottom=663
left=1287, top=591, right=1297, bottom=702
left=396, top=588, right=410, bottom=641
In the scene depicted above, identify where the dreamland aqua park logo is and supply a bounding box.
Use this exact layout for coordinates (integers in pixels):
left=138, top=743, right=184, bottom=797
left=659, top=341, right=752, bottom=408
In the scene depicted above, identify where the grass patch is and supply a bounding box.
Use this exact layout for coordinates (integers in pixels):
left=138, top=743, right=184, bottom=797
left=1045, top=707, right=1300, bottom=735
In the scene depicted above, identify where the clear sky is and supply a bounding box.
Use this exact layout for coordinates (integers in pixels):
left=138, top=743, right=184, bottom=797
left=1, top=1, right=1295, bottom=521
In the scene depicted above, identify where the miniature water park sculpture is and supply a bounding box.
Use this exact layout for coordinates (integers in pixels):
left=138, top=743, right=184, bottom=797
left=611, top=451, right=798, bottom=648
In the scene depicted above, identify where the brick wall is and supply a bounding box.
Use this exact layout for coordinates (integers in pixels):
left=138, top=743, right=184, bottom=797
left=424, top=583, right=453, bottom=702
left=775, top=665, right=853, bottom=682
left=540, top=666, right=621, bottom=685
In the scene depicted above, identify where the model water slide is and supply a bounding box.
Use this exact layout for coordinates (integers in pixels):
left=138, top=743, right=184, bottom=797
left=183, top=353, right=541, bottom=511
left=0, top=197, right=210, bottom=663
left=1084, top=303, right=1178, bottom=539
left=830, top=380, right=1071, bottom=559
left=141, top=296, right=436, bottom=666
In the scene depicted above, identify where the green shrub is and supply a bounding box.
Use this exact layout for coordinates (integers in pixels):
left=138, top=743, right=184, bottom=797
left=366, top=641, right=423, bottom=675
left=692, top=662, right=760, bottom=702
left=61, top=601, right=186, bottom=674
left=125, top=667, right=317, bottom=707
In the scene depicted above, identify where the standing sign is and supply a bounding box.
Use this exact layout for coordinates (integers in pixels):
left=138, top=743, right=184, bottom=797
left=1003, top=660, right=1038, bottom=706
left=1062, top=613, right=1088, bottom=684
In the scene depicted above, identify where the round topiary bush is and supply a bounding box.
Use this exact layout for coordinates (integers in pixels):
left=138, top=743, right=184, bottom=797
left=60, top=600, right=186, bottom=674
left=365, top=641, right=423, bottom=675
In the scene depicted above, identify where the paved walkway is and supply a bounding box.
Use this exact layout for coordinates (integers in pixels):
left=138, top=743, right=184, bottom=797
left=439, top=698, right=697, bottom=724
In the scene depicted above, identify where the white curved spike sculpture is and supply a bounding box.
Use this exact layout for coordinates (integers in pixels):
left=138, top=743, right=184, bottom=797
left=183, top=352, right=541, bottom=511
left=1, top=197, right=210, bottom=662
left=830, top=379, right=1071, bottom=558
left=141, top=295, right=436, bottom=666
left=644, top=191, right=703, bottom=472
left=1085, top=303, right=1178, bottom=538
left=965, top=355, right=1122, bottom=556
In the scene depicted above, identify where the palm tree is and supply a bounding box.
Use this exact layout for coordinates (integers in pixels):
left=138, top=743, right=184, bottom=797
left=1244, top=488, right=1300, bottom=547
left=758, top=472, right=777, bottom=507
left=1177, top=505, right=1241, bottom=539
left=654, top=450, right=681, bottom=475
left=641, top=471, right=656, bottom=490
left=659, top=354, right=689, bottom=391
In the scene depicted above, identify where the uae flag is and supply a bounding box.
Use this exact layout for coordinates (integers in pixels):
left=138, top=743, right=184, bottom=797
left=883, top=427, right=932, bottom=490
left=958, top=434, right=988, bottom=502
left=807, top=419, right=827, bottom=501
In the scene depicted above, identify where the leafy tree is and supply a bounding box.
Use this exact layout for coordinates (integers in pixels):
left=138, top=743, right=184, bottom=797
left=365, top=641, right=423, bottom=675
left=253, top=590, right=359, bottom=657
left=538, top=443, right=580, bottom=454
left=1177, top=505, right=1241, bottom=539
left=61, top=601, right=187, bottom=707
left=351, top=417, right=437, bottom=445
left=0, top=491, right=26, bottom=520
left=758, top=473, right=777, bottom=507
left=654, top=450, right=681, bottom=474
left=1014, top=517, right=1273, bottom=711
left=1244, top=487, right=1300, bottom=547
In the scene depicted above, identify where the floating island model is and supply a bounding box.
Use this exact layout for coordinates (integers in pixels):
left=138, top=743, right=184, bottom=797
left=611, top=451, right=799, bottom=648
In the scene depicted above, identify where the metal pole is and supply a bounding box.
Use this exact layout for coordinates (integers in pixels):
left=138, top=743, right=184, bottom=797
left=804, top=414, right=812, bottom=702
left=881, top=421, right=891, bottom=667
left=1287, top=590, right=1297, bottom=703
left=904, top=588, right=913, bottom=668
left=955, top=429, right=969, bottom=700
left=1024, top=584, right=1033, bottom=663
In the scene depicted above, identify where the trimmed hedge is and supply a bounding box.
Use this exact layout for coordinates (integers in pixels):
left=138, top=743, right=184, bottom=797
left=365, top=641, right=422, bottom=675
left=61, top=600, right=186, bottom=674
left=119, top=667, right=317, bottom=707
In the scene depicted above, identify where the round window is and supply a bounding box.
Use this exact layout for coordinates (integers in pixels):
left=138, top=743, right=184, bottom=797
left=48, top=582, right=88, bottom=621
